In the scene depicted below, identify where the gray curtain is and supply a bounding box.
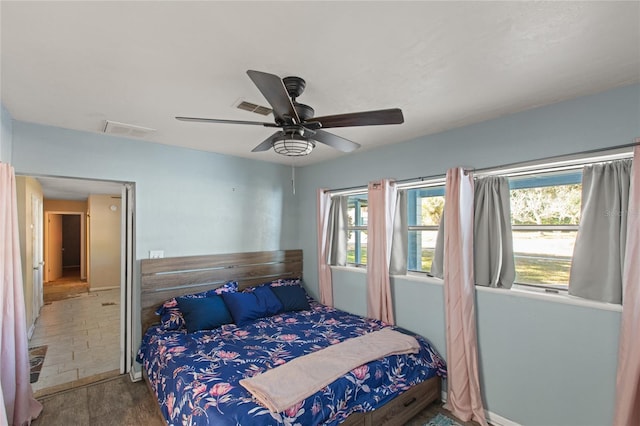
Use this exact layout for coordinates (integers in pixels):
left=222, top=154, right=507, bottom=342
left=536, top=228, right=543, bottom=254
left=390, top=189, right=408, bottom=275
left=431, top=216, right=445, bottom=278
left=474, top=176, right=515, bottom=288
left=569, top=159, right=632, bottom=304
left=328, top=195, right=348, bottom=266
left=431, top=176, right=515, bottom=287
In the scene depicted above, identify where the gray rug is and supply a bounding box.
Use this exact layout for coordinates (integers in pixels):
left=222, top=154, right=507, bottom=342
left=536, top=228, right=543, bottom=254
left=29, top=345, right=48, bottom=383
left=425, top=412, right=463, bottom=426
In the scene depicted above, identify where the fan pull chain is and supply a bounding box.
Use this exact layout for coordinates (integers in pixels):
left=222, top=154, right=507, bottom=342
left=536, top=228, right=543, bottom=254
left=291, top=164, right=296, bottom=195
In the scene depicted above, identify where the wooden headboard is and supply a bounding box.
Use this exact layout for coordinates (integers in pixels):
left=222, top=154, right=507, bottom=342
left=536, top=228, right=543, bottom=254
left=140, top=249, right=303, bottom=332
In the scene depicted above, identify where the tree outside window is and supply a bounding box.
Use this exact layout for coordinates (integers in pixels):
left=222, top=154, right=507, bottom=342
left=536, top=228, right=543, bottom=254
left=509, top=171, right=582, bottom=288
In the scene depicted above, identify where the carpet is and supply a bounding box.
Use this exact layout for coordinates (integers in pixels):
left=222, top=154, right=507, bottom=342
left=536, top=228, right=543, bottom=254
left=29, top=345, right=48, bottom=383
left=424, top=412, right=463, bottom=426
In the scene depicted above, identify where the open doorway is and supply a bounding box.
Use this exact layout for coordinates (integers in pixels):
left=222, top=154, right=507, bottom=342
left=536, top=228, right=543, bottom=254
left=44, top=212, right=88, bottom=302
left=16, top=175, right=134, bottom=397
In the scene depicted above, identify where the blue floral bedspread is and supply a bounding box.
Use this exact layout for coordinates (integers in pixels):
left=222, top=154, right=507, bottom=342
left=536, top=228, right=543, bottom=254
left=137, top=303, right=446, bottom=425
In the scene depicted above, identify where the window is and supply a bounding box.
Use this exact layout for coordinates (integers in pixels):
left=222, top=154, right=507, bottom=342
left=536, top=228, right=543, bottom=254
left=346, top=194, right=367, bottom=266
left=407, top=186, right=445, bottom=273
left=509, top=170, right=582, bottom=289
left=341, top=172, right=582, bottom=288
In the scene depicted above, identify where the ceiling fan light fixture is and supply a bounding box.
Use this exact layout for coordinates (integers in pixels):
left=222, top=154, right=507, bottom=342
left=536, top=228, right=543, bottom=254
left=178, top=70, right=403, bottom=156
left=272, top=134, right=315, bottom=156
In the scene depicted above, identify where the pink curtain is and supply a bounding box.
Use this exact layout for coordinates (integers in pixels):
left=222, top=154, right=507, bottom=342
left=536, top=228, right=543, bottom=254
left=317, top=189, right=333, bottom=306
left=442, top=168, right=488, bottom=425
left=366, top=179, right=396, bottom=325
left=0, top=163, right=42, bottom=425
left=614, top=145, right=640, bottom=426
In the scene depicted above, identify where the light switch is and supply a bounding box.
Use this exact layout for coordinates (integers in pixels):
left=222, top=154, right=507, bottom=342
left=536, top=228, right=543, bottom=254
left=149, top=250, right=164, bottom=259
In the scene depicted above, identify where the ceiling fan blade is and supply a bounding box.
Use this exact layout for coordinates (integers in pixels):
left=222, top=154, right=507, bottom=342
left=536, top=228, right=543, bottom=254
left=176, top=116, right=279, bottom=127
left=247, top=70, right=300, bottom=125
left=251, top=131, right=282, bottom=152
left=308, top=108, right=404, bottom=129
left=313, top=130, right=361, bottom=153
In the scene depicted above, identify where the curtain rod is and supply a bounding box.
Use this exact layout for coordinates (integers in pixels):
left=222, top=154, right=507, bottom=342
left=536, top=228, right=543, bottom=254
left=467, top=139, right=639, bottom=176
left=326, top=139, right=639, bottom=194
left=327, top=172, right=446, bottom=195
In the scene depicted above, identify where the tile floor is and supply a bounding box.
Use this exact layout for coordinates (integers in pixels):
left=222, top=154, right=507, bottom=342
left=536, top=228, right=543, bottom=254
left=29, top=287, right=121, bottom=396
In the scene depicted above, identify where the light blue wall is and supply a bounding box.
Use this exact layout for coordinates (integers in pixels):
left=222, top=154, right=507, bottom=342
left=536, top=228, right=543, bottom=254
left=12, top=122, right=299, bottom=257
left=475, top=290, right=620, bottom=425
left=10, top=121, right=300, bottom=358
left=296, top=84, right=639, bottom=425
left=0, top=104, right=13, bottom=162
left=7, top=84, right=638, bottom=424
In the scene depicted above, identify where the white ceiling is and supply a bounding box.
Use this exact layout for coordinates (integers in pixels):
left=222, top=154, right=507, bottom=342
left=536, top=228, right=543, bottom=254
left=2, top=1, right=639, bottom=167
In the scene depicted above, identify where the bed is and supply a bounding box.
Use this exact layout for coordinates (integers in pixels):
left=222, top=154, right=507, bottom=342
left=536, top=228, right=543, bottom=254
left=138, top=250, right=446, bottom=425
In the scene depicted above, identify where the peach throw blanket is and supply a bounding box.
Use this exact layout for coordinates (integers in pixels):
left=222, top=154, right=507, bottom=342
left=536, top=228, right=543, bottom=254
left=239, top=328, right=419, bottom=412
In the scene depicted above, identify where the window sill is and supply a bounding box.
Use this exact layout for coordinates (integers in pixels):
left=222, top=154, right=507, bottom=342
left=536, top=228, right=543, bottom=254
left=331, top=267, right=622, bottom=313
left=400, top=272, right=622, bottom=313
left=504, top=285, right=622, bottom=312
left=330, top=265, right=367, bottom=274
left=402, top=271, right=444, bottom=286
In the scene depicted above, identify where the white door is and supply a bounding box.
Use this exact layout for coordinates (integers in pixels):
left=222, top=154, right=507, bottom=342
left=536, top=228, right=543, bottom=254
left=31, top=194, right=44, bottom=319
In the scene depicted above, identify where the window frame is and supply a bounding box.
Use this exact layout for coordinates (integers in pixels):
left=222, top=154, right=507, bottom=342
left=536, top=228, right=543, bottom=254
left=508, top=170, right=583, bottom=291
left=407, top=185, right=445, bottom=274
left=346, top=193, right=368, bottom=267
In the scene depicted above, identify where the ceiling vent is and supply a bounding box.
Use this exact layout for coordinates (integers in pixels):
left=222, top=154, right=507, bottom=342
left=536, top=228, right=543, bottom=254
left=234, top=99, right=272, bottom=116
left=103, top=120, right=156, bottom=138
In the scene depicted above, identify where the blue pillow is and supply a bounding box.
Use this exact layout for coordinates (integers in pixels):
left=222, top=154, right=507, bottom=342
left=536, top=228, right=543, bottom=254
left=155, top=281, right=238, bottom=330
left=176, top=295, right=233, bottom=333
left=222, top=286, right=283, bottom=326
left=254, top=285, right=284, bottom=314
left=270, top=285, right=310, bottom=312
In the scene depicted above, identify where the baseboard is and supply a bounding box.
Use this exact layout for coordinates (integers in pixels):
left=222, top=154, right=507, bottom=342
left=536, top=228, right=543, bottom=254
left=485, top=410, right=520, bottom=426
left=90, top=286, right=120, bottom=292
left=129, top=369, right=142, bottom=382
left=27, top=323, right=35, bottom=340
left=439, top=390, right=520, bottom=426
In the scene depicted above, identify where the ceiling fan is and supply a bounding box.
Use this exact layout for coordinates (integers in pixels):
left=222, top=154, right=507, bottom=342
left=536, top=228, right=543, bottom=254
left=176, top=70, right=404, bottom=156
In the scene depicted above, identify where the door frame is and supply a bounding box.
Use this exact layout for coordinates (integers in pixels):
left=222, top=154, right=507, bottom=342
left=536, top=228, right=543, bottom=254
left=20, top=174, right=135, bottom=376
left=120, top=183, right=135, bottom=374
left=30, top=194, right=44, bottom=337
left=44, top=211, right=86, bottom=282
